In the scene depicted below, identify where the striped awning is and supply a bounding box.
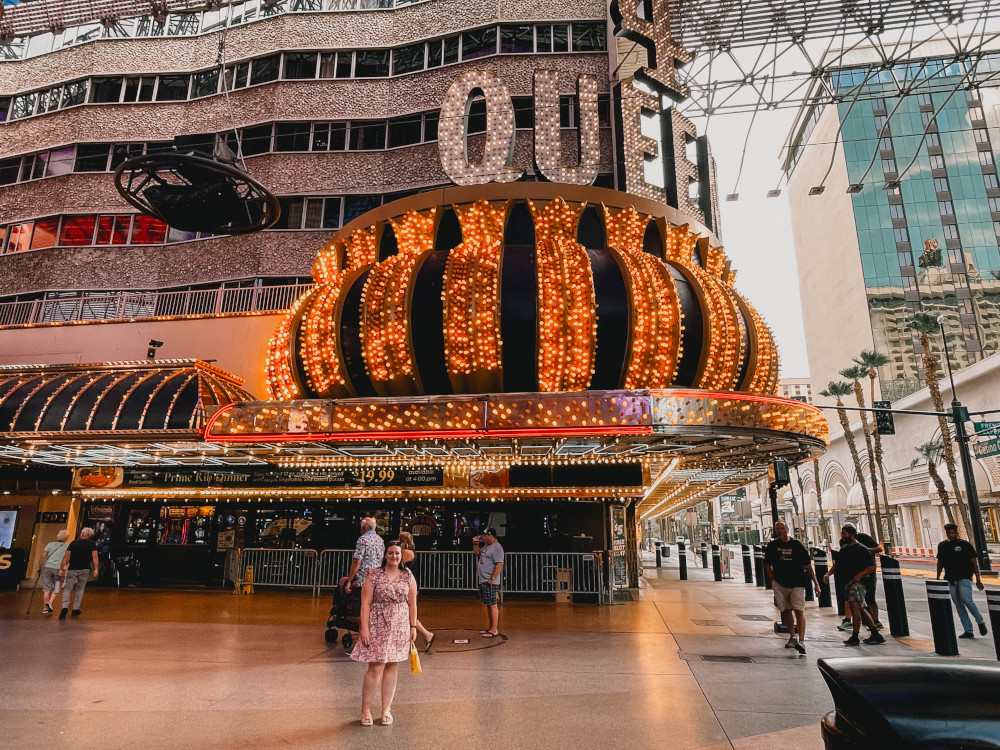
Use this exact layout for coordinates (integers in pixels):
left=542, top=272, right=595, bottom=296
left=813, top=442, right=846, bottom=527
left=0, top=360, right=255, bottom=439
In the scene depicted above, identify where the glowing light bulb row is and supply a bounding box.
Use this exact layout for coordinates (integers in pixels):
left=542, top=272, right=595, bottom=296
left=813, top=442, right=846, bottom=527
left=263, top=289, right=315, bottom=400
left=300, top=279, right=350, bottom=397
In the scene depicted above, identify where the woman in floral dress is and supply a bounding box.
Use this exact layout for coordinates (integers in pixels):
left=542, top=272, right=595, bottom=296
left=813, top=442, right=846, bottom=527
left=351, top=540, right=417, bottom=726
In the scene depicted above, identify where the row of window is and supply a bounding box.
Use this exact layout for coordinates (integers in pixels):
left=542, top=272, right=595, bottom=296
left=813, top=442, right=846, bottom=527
left=0, top=97, right=611, bottom=187
left=0, top=177, right=616, bottom=254
left=0, top=23, right=607, bottom=122
left=0, top=1, right=429, bottom=61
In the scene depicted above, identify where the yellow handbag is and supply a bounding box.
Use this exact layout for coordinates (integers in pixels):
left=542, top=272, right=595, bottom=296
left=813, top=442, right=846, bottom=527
left=409, top=642, right=422, bottom=674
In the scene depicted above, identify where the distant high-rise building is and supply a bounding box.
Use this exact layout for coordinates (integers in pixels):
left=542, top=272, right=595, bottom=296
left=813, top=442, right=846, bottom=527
left=784, top=41, right=1000, bottom=401
left=779, top=378, right=812, bottom=404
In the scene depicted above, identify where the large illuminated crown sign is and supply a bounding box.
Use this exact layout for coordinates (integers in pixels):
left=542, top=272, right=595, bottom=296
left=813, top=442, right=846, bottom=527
left=264, top=184, right=779, bottom=401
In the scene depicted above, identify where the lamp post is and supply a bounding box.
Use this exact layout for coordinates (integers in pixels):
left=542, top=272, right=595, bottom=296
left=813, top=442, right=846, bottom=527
left=937, top=316, right=992, bottom=572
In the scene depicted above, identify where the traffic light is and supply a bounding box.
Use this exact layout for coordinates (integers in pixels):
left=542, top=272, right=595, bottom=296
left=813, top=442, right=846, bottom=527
left=873, top=400, right=895, bottom=435
left=767, top=459, right=790, bottom=488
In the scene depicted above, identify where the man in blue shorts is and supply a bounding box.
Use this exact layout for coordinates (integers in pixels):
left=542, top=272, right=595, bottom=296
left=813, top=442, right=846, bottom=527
left=474, top=527, right=504, bottom=637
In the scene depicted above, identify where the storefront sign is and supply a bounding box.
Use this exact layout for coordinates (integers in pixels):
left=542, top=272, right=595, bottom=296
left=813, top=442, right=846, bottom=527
left=39, top=512, right=68, bottom=524
left=110, top=467, right=445, bottom=489
left=610, top=505, right=628, bottom=588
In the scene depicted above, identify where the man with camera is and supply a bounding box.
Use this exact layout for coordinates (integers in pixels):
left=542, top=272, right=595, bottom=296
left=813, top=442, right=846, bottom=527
left=473, top=527, right=503, bottom=637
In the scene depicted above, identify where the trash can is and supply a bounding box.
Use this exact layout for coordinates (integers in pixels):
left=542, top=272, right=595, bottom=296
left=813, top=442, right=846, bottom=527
left=818, top=656, right=1000, bottom=748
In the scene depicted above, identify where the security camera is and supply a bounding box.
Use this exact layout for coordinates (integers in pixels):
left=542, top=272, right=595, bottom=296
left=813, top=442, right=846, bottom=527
left=146, top=340, right=164, bottom=360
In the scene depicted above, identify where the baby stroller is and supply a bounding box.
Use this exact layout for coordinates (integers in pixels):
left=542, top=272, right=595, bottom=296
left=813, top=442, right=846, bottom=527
left=325, top=576, right=362, bottom=651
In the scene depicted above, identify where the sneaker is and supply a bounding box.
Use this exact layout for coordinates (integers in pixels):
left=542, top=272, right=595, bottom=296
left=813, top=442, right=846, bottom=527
left=843, top=634, right=861, bottom=646
left=837, top=619, right=853, bottom=631
left=58, top=608, right=68, bottom=620
left=979, top=622, right=988, bottom=636
left=71, top=609, right=82, bottom=617
left=863, top=632, right=886, bottom=645
left=785, top=636, right=797, bottom=648
left=42, top=604, right=52, bottom=614
left=793, top=641, right=806, bottom=655
left=959, top=631, right=975, bottom=639
left=874, top=621, right=885, bottom=631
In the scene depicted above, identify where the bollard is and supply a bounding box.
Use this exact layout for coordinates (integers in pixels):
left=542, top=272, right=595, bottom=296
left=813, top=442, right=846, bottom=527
left=655, top=546, right=662, bottom=568
left=700, top=542, right=709, bottom=569
left=987, top=590, right=1000, bottom=661
left=753, top=545, right=765, bottom=588
left=678, top=540, right=687, bottom=581
left=811, top=548, right=832, bottom=608
left=711, top=544, right=722, bottom=581
left=926, top=579, right=959, bottom=656
left=879, top=555, right=909, bottom=637
left=741, top=544, right=753, bottom=584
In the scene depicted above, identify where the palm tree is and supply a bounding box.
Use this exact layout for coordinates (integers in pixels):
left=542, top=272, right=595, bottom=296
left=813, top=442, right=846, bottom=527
left=820, top=380, right=877, bottom=535
left=907, top=313, right=972, bottom=537
left=854, top=348, right=896, bottom=546
left=912, top=440, right=956, bottom=525
left=840, top=363, right=884, bottom=543
left=812, top=458, right=830, bottom=543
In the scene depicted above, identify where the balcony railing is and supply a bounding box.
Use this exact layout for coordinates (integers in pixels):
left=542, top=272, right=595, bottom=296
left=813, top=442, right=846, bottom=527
left=0, top=282, right=314, bottom=327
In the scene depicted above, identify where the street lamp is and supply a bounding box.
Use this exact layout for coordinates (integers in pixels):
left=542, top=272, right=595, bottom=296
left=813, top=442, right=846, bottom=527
left=937, top=316, right=992, bottom=572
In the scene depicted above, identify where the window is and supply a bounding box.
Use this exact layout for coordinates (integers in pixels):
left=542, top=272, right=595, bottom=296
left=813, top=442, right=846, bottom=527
left=344, top=195, right=381, bottom=223
left=11, top=93, right=37, bottom=120
left=250, top=55, right=280, bottom=85
left=240, top=125, right=273, bottom=156
left=0, top=158, right=20, bottom=186
left=990, top=197, right=1000, bottom=212
left=274, top=123, right=312, bottom=152
left=943, top=223, right=960, bottom=240
left=155, top=75, right=190, bottom=101
left=349, top=121, right=387, bottom=150
left=30, top=218, right=59, bottom=250
left=926, top=132, right=940, bottom=148
left=934, top=176, right=949, bottom=193
left=444, top=36, right=459, bottom=65
left=938, top=200, right=954, bottom=215
left=130, top=215, right=167, bottom=244
left=74, top=144, right=111, bottom=172
left=553, top=24, right=569, bottom=52
left=95, top=216, right=131, bottom=245
left=388, top=116, right=423, bottom=148
left=536, top=25, right=552, bottom=52
left=873, top=114, right=887, bottom=131
left=572, top=22, right=606, bottom=51
left=46, top=147, right=75, bottom=177
left=560, top=96, right=574, bottom=128
left=355, top=50, right=390, bottom=77
left=427, top=41, right=443, bottom=68
left=124, top=76, right=156, bottom=102
left=889, top=203, right=905, bottom=219
left=462, top=27, right=497, bottom=60
left=930, top=153, right=946, bottom=169
left=893, top=227, right=909, bottom=243
left=423, top=112, right=438, bottom=142
left=90, top=77, right=124, bottom=103
left=975, top=128, right=990, bottom=144
left=284, top=52, right=318, bottom=79
left=392, top=43, right=425, bottom=75
left=58, top=216, right=97, bottom=246
left=980, top=151, right=995, bottom=167
left=318, top=52, right=337, bottom=79
left=881, top=158, right=897, bottom=173
left=4, top=223, right=34, bottom=254
left=879, top=137, right=892, bottom=152
left=917, top=92, right=933, bottom=106
left=0, top=96, right=10, bottom=123
left=513, top=96, right=534, bottom=129
left=109, top=143, right=144, bottom=171
left=969, top=105, right=985, bottom=121
left=897, top=250, right=913, bottom=267
left=986, top=173, right=1000, bottom=189
left=501, top=25, right=535, bottom=53
left=191, top=70, right=220, bottom=98
left=921, top=110, right=935, bottom=127
left=61, top=81, right=88, bottom=108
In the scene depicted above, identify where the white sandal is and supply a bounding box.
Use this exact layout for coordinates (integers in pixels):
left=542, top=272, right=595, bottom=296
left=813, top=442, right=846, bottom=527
left=381, top=709, right=393, bottom=726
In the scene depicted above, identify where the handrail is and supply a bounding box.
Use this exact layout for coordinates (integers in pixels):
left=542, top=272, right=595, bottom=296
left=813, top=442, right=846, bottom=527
left=0, top=283, right=314, bottom=328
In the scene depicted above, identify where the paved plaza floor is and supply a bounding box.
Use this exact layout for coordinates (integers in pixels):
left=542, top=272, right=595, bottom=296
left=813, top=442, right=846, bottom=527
left=1, top=551, right=996, bottom=750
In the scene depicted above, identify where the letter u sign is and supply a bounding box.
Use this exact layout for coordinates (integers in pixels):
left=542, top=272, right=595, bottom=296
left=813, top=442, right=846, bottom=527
left=438, top=70, right=601, bottom=187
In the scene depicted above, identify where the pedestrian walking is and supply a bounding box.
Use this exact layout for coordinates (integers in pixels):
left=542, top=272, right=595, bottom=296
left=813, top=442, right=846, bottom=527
left=764, top=521, right=821, bottom=655
left=936, top=523, right=988, bottom=639
left=37, top=530, right=69, bottom=615
left=823, top=524, right=885, bottom=646
left=398, top=531, right=434, bottom=650
left=473, top=527, right=503, bottom=637
left=58, top=528, right=99, bottom=619
left=835, top=522, right=884, bottom=631
left=351, top=540, right=417, bottom=727
left=347, top=516, right=385, bottom=589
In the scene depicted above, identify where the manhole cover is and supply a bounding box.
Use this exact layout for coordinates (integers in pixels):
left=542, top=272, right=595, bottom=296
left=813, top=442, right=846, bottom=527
left=701, top=655, right=754, bottom=663
left=736, top=614, right=773, bottom=622
left=691, top=619, right=723, bottom=626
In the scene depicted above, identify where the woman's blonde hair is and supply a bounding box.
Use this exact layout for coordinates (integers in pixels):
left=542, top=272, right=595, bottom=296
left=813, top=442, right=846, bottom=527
left=398, top=531, right=415, bottom=551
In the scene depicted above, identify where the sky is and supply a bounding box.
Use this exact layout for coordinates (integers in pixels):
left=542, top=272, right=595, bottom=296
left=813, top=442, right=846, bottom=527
left=700, top=108, right=812, bottom=380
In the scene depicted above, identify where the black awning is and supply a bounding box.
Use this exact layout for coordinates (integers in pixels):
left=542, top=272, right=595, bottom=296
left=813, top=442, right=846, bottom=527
left=0, top=360, right=255, bottom=439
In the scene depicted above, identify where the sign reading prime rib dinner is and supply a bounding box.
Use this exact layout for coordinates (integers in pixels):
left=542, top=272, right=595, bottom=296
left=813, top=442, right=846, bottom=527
left=436, top=0, right=719, bottom=232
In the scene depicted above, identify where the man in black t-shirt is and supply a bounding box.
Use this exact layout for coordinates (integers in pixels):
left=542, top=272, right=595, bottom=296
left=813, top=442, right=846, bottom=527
left=765, top=521, right=821, bottom=655
left=58, top=527, right=99, bottom=620
left=823, top=525, right=884, bottom=646
left=837, top=522, right=883, bottom=631
left=936, top=523, right=987, bottom=639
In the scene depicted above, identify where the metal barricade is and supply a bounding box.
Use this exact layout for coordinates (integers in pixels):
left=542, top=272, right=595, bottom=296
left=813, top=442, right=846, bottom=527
left=418, top=551, right=478, bottom=591
left=502, top=552, right=603, bottom=601
left=316, top=549, right=355, bottom=591
left=237, top=548, right=319, bottom=593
